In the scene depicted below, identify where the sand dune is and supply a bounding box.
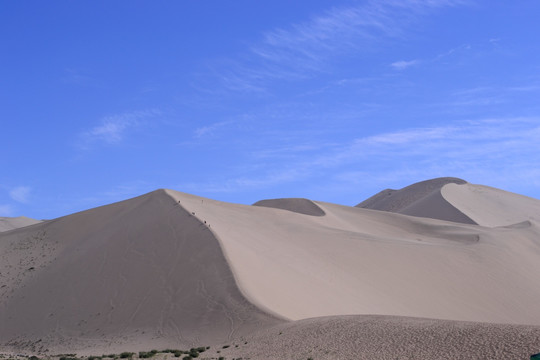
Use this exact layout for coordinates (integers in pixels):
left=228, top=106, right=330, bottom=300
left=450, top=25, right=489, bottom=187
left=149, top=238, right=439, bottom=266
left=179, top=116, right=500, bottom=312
left=356, top=177, right=476, bottom=223
left=1, top=179, right=540, bottom=358
left=167, top=189, right=540, bottom=325
left=0, top=190, right=280, bottom=354
left=0, top=216, right=42, bottom=232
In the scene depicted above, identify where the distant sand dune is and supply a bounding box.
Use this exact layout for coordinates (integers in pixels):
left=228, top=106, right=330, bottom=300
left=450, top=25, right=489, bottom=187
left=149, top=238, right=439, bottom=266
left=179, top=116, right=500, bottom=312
left=442, top=182, right=540, bottom=227
left=0, top=216, right=42, bottom=232
left=356, top=177, right=476, bottom=224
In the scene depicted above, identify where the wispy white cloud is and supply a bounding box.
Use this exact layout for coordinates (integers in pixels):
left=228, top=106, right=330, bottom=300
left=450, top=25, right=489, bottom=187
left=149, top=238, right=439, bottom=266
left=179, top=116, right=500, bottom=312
left=391, top=59, right=419, bottom=70
left=194, top=121, right=233, bottom=138
left=79, top=109, right=160, bottom=149
left=0, top=204, right=13, bottom=216
left=203, top=0, right=465, bottom=93
left=9, top=186, right=31, bottom=203
left=179, top=118, right=540, bottom=198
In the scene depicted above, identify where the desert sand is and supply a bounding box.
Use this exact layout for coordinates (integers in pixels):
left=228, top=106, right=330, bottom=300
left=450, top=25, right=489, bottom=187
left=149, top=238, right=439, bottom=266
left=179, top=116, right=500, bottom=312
left=1, top=178, right=540, bottom=359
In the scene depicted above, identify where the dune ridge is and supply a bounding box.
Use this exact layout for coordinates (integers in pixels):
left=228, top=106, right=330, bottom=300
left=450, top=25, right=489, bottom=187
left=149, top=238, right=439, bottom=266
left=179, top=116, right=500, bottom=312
left=2, top=179, right=540, bottom=358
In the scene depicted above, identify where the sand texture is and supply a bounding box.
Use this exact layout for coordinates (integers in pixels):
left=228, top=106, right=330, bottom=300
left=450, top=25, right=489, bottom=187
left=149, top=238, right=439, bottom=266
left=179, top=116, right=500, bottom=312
left=1, top=179, right=540, bottom=358
left=216, top=315, right=540, bottom=360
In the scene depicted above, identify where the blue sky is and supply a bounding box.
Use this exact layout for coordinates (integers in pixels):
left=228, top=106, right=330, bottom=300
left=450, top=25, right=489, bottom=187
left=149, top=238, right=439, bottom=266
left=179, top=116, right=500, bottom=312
left=2, top=0, right=540, bottom=219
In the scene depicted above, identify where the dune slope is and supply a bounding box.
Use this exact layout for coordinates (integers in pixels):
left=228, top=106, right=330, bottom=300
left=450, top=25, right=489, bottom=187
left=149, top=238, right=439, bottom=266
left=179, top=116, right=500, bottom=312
left=167, top=189, right=540, bottom=325
left=442, top=182, right=540, bottom=227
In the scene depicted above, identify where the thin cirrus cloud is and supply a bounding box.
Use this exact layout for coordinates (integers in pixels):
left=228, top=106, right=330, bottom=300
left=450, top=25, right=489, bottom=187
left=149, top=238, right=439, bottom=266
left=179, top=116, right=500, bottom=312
left=9, top=186, right=31, bottom=203
left=390, top=60, right=419, bottom=70
left=181, top=117, right=540, bottom=194
left=78, top=110, right=160, bottom=149
left=0, top=204, right=13, bottom=216
left=206, top=0, right=466, bottom=92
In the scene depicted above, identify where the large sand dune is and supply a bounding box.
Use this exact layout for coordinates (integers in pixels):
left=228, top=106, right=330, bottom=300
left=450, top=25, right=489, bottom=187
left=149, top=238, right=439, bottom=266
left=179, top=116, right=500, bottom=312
left=0, top=190, right=280, bottom=353
left=1, top=179, right=540, bottom=358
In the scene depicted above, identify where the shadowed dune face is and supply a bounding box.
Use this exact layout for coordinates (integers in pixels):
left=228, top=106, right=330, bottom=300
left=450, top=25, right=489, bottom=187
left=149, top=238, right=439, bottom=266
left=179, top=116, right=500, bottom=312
left=0, top=217, right=42, bottom=232
left=252, top=198, right=325, bottom=216
left=0, top=190, right=281, bottom=353
left=356, top=177, right=475, bottom=224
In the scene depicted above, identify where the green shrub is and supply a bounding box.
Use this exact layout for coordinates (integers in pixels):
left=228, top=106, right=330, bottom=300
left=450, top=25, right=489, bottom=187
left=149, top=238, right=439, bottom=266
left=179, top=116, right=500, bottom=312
left=119, top=353, right=134, bottom=359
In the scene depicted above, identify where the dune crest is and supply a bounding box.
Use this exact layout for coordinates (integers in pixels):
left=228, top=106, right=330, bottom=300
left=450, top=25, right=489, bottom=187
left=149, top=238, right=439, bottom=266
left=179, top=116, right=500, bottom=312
left=356, top=177, right=475, bottom=224
left=442, top=182, right=540, bottom=227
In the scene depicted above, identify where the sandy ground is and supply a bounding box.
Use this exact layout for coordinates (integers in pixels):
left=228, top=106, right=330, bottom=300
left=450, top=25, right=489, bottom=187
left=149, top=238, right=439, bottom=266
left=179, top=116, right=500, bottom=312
left=216, top=315, right=540, bottom=360
left=1, top=178, right=540, bottom=358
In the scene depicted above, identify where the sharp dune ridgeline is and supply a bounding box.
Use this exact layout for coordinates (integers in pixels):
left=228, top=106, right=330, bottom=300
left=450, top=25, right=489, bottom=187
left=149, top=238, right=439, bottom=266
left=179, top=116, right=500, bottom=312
left=2, top=178, right=540, bottom=359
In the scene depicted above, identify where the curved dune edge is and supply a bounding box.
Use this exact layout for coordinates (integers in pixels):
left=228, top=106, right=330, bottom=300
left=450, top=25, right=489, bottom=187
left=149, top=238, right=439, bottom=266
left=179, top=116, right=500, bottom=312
left=252, top=198, right=325, bottom=216
left=165, top=189, right=540, bottom=325
left=441, top=183, right=540, bottom=227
